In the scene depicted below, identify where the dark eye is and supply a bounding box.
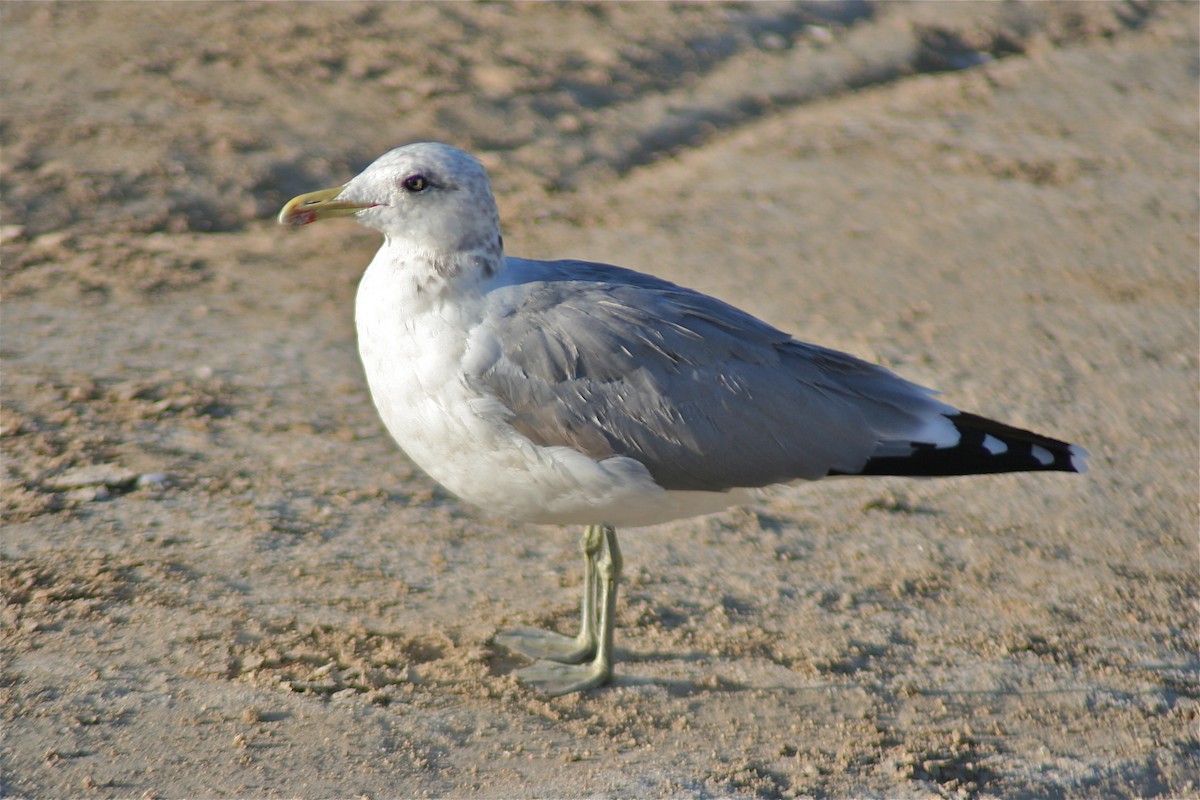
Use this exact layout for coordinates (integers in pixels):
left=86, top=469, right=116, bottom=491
left=402, top=175, right=429, bottom=192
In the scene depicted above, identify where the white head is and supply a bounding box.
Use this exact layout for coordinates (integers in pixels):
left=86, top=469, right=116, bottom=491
left=280, top=142, right=503, bottom=267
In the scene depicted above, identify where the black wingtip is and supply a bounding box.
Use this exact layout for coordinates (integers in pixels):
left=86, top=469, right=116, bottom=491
left=843, top=413, right=1088, bottom=478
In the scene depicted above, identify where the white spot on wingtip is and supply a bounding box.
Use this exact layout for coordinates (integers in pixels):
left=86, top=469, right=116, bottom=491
left=1030, top=445, right=1054, bottom=466
left=1069, top=445, right=1090, bottom=473
left=981, top=434, right=1008, bottom=455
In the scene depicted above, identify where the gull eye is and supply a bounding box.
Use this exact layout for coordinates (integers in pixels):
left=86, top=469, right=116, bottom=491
left=402, top=174, right=429, bottom=193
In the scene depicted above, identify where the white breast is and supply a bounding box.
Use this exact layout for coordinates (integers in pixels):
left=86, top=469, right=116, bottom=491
left=353, top=252, right=743, bottom=528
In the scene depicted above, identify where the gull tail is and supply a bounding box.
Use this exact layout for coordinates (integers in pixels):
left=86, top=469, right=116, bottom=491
left=841, top=413, right=1089, bottom=477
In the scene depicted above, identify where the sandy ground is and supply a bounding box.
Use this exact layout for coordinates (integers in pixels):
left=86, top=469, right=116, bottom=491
left=2, top=2, right=1197, bottom=798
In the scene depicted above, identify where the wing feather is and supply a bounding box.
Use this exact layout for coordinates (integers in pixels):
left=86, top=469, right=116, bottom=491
left=465, top=259, right=956, bottom=491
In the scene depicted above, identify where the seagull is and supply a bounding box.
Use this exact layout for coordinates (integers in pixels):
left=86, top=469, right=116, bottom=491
left=278, top=142, right=1087, bottom=695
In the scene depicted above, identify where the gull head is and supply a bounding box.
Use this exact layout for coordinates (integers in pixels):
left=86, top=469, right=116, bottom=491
left=279, top=142, right=502, bottom=260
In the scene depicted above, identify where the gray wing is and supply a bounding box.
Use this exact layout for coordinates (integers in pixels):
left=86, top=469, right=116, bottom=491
left=465, top=259, right=957, bottom=492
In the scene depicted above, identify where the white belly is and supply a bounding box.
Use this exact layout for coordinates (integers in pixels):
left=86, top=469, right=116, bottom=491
left=354, top=262, right=743, bottom=528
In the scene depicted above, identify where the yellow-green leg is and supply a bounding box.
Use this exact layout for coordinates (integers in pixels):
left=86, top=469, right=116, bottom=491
left=494, top=524, right=602, bottom=665
left=498, top=525, right=622, bottom=696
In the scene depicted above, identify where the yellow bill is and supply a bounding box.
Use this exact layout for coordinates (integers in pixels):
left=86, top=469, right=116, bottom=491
left=278, top=186, right=376, bottom=228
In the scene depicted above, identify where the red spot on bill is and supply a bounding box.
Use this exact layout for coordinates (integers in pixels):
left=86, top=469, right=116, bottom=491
left=287, top=210, right=318, bottom=227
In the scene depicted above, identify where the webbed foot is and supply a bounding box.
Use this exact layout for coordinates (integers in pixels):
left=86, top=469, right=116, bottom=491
left=493, top=626, right=594, bottom=664
left=513, top=658, right=611, bottom=696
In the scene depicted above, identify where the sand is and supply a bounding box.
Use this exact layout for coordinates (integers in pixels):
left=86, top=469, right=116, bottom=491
left=2, top=2, right=1196, bottom=797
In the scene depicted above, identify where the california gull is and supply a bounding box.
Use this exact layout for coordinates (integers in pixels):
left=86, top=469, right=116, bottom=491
left=279, top=142, right=1087, bottom=695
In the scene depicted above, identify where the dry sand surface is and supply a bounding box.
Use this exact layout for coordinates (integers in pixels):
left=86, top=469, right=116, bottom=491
left=2, top=2, right=1197, bottom=798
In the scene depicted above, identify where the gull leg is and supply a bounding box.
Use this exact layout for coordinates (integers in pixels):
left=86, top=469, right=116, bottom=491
left=510, top=525, right=622, bottom=696
left=494, top=524, right=601, bottom=664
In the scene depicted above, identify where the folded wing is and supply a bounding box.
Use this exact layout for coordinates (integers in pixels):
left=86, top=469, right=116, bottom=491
left=466, top=259, right=1084, bottom=493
